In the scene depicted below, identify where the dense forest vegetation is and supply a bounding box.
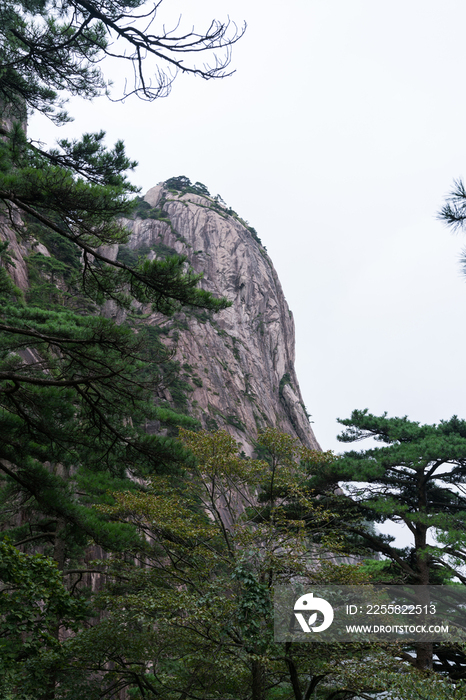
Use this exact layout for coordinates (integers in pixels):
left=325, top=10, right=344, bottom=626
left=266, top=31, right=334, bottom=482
left=2, top=1, right=466, bottom=698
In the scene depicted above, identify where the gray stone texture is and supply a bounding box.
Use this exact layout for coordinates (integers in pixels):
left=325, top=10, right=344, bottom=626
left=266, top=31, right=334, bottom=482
left=121, top=184, right=320, bottom=454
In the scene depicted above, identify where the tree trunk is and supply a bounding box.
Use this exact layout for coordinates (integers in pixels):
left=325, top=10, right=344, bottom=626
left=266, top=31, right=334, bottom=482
left=414, top=515, right=432, bottom=670
left=284, top=643, right=303, bottom=700
left=251, top=659, right=266, bottom=700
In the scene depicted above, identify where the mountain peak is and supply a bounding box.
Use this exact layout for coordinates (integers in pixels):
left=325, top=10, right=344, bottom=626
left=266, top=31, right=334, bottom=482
left=120, top=181, right=320, bottom=453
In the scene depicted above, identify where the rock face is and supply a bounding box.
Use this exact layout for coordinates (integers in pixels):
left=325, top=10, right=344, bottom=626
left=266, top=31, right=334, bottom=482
left=0, top=111, right=42, bottom=291
left=1, top=171, right=320, bottom=453
left=0, top=207, right=53, bottom=292
left=0, top=211, right=31, bottom=291
left=119, top=182, right=320, bottom=454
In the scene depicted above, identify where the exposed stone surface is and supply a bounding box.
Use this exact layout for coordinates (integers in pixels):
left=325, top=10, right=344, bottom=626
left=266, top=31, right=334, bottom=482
left=0, top=212, right=54, bottom=292
left=120, top=183, right=320, bottom=454
left=0, top=213, right=30, bottom=291
left=1, top=173, right=320, bottom=454
left=1, top=110, right=40, bottom=292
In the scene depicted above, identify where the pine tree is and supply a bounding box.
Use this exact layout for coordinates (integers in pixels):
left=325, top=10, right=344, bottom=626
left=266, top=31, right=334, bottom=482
left=0, top=0, right=239, bottom=544
left=0, top=125, right=230, bottom=560
left=0, top=2, right=242, bottom=694
left=0, top=0, right=244, bottom=122
left=317, top=409, right=466, bottom=675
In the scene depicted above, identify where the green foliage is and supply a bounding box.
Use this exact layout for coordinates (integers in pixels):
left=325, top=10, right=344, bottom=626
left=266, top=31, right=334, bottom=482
left=226, top=413, right=246, bottom=431
left=129, top=196, right=171, bottom=222
left=0, top=541, right=88, bottom=697
left=320, top=409, right=466, bottom=674
left=1, top=126, right=231, bottom=315
left=0, top=1, right=245, bottom=696
left=164, top=175, right=211, bottom=197
left=162, top=175, right=265, bottom=247
left=0, top=113, right=230, bottom=554
left=81, top=428, right=376, bottom=699
left=279, top=371, right=292, bottom=396
left=377, top=670, right=466, bottom=700
left=0, top=0, right=243, bottom=122
left=117, top=241, right=180, bottom=272
left=205, top=415, right=219, bottom=431
left=247, top=224, right=263, bottom=246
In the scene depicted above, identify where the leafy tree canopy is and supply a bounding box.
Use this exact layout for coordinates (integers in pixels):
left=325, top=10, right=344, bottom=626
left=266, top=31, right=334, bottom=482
left=69, top=428, right=389, bottom=700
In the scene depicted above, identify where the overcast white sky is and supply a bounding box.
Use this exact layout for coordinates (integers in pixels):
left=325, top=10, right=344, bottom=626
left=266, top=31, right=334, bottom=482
left=30, top=0, right=466, bottom=456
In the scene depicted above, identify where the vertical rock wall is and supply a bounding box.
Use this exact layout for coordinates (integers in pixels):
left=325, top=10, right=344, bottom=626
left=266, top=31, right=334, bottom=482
left=121, top=183, right=320, bottom=454
left=0, top=105, right=30, bottom=291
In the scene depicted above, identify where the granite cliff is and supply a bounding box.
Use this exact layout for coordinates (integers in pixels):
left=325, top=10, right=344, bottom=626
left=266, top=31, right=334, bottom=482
left=110, top=179, right=320, bottom=454
left=0, top=171, right=319, bottom=454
